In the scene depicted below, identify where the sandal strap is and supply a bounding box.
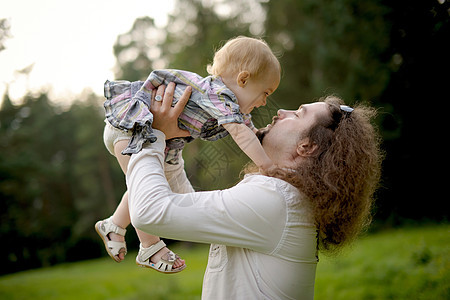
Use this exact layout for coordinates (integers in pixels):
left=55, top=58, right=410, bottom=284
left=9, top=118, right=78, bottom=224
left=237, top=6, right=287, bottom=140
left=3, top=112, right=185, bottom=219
left=108, top=241, right=127, bottom=255
left=155, top=251, right=178, bottom=271
left=139, top=240, right=166, bottom=262
left=155, top=260, right=172, bottom=272
left=104, top=217, right=126, bottom=236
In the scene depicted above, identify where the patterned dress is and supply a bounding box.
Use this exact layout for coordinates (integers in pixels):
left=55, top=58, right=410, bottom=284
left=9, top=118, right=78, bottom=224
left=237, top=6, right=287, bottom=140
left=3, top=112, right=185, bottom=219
left=104, top=69, right=254, bottom=163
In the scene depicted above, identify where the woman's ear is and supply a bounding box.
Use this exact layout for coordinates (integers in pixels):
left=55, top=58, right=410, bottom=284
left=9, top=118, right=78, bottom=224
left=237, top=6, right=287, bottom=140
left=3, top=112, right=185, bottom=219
left=237, top=71, right=250, bottom=87
left=297, top=138, right=318, bottom=157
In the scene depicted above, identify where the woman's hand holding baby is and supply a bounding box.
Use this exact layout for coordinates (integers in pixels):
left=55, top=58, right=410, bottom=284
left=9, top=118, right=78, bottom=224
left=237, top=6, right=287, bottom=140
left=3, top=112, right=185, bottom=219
left=150, top=83, right=192, bottom=140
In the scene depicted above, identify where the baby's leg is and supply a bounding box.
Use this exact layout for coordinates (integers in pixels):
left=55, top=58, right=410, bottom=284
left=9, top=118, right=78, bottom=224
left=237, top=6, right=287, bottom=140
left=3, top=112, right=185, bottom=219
left=110, top=140, right=131, bottom=229
left=112, top=140, right=185, bottom=269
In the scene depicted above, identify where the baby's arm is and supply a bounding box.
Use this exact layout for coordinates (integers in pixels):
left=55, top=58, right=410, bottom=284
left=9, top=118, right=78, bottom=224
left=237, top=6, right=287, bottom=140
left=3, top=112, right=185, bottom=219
left=222, top=122, right=273, bottom=170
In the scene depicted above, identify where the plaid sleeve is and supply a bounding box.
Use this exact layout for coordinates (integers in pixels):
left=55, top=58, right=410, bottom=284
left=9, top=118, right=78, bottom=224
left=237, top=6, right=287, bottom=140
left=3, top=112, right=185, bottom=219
left=194, top=78, right=250, bottom=126
left=204, top=92, right=245, bottom=125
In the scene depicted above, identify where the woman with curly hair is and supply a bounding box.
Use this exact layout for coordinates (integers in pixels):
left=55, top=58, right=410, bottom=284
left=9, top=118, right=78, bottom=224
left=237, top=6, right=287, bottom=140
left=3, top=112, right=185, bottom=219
left=127, top=84, right=383, bottom=299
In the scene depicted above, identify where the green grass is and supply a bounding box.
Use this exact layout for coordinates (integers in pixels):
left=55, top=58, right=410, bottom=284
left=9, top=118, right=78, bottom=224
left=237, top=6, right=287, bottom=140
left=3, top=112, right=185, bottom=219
left=1, top=225, right=448, bottom=299
left=315, top=224, right=450, bottom=299
left=0, top=243, right=210, bottom=300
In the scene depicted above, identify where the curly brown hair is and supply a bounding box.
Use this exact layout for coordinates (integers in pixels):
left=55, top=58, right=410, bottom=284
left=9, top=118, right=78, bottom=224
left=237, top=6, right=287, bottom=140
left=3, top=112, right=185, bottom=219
left=255, top=96, right=383, bottom=254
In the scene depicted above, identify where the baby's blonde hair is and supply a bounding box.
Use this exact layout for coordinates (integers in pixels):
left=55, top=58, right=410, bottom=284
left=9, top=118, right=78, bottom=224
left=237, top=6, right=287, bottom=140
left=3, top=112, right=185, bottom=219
left=207, top=36, right=280, bottom=79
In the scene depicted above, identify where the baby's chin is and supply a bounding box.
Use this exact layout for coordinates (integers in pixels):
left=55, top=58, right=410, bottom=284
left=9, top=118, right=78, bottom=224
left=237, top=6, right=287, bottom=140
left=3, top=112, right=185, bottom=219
left=240, top=108, right=252, bottom=115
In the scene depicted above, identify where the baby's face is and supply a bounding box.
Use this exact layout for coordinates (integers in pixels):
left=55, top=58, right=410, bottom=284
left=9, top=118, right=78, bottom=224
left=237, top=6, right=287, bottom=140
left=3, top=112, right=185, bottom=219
left=235, top=71, right=280, bottom=114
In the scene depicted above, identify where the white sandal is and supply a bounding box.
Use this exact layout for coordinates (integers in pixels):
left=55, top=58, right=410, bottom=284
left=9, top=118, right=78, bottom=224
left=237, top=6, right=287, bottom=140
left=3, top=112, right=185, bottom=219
left=95, top=217, right=127, bottom=262
left=136, top=240, right=186, bottom=273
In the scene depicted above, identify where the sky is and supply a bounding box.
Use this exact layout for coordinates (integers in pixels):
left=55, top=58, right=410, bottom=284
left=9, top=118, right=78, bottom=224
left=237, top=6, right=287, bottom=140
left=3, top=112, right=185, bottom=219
left=0, top=0, right=175, bottom=104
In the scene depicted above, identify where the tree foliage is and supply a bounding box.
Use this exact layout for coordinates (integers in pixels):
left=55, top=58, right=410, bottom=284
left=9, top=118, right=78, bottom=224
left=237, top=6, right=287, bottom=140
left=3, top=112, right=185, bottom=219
left=0, top=18, right=11, bottom=53
left=113, top=17, right=163, bottom=81
left=263, top=0, right=391, bottom=105
left=0, top=92, right=126, bottom=274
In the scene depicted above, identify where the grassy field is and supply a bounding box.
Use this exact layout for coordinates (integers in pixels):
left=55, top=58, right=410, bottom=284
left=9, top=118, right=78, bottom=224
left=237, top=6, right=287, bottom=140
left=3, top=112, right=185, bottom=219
left=1, top=224, right=448, bottom=299
left=314, top=224, right=449, bottom=299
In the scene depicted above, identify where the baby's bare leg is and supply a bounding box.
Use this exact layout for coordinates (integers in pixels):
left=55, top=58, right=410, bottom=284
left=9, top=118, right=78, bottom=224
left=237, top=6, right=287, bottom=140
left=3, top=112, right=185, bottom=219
left=112, top=140, right=184, bottom=268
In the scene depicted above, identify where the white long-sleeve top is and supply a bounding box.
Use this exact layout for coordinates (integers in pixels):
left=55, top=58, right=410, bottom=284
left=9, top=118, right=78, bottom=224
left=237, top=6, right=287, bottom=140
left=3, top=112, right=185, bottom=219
left=127, top=130, right=318, bottom=300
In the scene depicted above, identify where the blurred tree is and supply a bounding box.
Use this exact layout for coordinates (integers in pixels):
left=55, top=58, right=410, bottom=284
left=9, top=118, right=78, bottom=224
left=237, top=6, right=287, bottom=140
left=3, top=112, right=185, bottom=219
left=0, top=90, right=126, bottom=274
left=0, top=18, right=11, bottom=53
left=112, top=16, right=163, bottom=81
left=372, top=0, right=449, bottom=223
left=262, top=0, right=391, bottom=107
left=0, top=92, right=77, bottom=273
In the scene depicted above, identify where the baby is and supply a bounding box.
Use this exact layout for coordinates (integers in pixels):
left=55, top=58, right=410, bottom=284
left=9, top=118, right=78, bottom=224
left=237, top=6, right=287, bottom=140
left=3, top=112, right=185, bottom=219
left=96, top=36, right=280, bottom=273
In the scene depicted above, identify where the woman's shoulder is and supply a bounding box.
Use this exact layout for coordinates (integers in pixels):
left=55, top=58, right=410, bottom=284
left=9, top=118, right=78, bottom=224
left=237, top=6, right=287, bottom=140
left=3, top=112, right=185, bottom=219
left=240, top=174, right=301, bottom=197
left=244, top=174, right=315, bottom=223
left=239, top=174, right=313, bottom=223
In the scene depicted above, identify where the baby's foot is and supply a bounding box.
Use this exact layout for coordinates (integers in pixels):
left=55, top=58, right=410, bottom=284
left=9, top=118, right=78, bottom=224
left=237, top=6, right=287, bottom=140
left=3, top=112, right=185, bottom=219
left=95, top=217, right=127, bottom=263
left=137, top=241, right=186, bottom=273
left=109, top=232, right=126, bottom=261
left=151, top=247, right=185, bottom=269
